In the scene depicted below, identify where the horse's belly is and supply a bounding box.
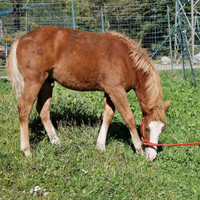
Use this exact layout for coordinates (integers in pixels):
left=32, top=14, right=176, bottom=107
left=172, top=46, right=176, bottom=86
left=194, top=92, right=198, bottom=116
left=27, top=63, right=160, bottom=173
left=59, top=80, right=104, bottom=91
left=53, top=70, right=104, bottom=91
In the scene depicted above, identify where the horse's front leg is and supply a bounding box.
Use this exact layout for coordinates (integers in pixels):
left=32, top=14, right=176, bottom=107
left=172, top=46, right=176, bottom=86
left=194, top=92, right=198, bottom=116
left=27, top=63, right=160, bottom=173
left=107, top=87, right=144, bottom=156
left=96, top=93, right=115, bottom=150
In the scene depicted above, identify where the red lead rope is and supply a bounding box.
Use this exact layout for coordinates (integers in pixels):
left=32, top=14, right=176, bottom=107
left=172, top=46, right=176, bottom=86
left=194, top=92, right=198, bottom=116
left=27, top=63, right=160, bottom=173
left=140, top=117, right=200, bottom=147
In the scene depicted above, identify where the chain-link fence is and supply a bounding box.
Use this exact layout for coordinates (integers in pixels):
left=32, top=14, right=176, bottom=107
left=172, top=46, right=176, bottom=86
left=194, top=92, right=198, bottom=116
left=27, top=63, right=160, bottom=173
left=1, top=0, right=200, bottom=81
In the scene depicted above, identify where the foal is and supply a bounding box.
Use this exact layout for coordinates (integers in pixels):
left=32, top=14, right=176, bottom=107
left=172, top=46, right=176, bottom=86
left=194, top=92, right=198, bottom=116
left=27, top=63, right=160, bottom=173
left=7, top=26, right=170, bottom=161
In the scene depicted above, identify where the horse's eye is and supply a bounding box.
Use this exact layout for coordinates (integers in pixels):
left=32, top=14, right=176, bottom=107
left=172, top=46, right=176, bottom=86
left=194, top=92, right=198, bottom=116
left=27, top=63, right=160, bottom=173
left=145, top=127, right=150, bottom=132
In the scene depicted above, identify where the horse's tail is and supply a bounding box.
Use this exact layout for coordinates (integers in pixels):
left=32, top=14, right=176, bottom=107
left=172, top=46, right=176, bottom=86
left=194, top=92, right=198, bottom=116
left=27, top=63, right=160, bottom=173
left=6, top=39, right=24, bottom=101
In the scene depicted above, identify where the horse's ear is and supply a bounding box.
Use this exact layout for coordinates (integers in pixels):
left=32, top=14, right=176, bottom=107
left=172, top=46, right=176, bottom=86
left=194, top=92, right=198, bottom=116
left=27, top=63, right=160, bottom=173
left=140, top=102, right=151, bottom=115
left=164, top=100, right=171, bottom=112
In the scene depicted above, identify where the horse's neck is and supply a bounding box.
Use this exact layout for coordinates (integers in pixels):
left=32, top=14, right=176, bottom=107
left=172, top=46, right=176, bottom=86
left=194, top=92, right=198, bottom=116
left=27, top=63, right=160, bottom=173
left=134, top=70, right=148, bottom=105
left=134, top=70, right=161, bottom=107
left=135, top=86, right=146, bottom=106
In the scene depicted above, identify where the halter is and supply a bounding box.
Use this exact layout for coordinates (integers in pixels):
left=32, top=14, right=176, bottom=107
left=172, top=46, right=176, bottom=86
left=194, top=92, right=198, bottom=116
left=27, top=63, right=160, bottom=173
left=140, top=116, right=200, bottom=147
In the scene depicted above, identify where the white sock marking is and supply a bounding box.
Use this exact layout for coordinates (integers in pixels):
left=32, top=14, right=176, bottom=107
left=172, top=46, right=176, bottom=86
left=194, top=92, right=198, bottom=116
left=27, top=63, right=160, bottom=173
left=50, top=126, right=60, bottom=146
left=96, top=122, right=107, bottom=151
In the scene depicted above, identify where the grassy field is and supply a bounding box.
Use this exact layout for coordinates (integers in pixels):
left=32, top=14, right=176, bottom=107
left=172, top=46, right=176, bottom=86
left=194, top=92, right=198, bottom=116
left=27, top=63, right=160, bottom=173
left=1, top=71, right=200, bottom=199
left=0, top=68, right=7, bottom=77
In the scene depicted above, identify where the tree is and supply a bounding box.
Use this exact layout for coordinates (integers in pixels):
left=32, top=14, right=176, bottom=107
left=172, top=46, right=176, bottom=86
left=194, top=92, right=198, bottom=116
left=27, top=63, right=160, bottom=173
left=13, top=0, right=20, bottom=33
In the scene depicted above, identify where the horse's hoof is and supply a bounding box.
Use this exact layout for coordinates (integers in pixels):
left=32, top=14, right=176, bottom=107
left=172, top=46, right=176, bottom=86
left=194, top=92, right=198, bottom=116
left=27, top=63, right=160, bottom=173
left=51, top=137, right=61, bottom=146
left=136, top=148, right=144, bottom=156
left=24, top=149, right=32, bottom=157
left=96, top=144, right=106, bottom=151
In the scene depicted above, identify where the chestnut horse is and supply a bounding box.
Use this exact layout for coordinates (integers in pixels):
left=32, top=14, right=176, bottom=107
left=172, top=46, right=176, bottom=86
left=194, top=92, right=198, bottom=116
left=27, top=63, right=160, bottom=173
left=6, top=26, right=171, bottom=161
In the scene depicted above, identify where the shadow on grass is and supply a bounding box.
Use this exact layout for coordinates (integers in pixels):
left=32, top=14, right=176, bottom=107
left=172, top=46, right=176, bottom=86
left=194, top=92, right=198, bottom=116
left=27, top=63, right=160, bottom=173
left=29, top=103, right=101, bottom=148
left=106, top=122, right=136, bottom=152
left=28, top=104, right=164, bottom=155
left=29, top=103, right=142, bottom=154
left=28, top=99, right=167, bottom=156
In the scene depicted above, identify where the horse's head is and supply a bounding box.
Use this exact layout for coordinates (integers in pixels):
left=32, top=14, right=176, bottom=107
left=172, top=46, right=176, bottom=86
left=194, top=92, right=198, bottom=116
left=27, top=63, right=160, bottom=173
left=140, top=100, right=171, bottom=161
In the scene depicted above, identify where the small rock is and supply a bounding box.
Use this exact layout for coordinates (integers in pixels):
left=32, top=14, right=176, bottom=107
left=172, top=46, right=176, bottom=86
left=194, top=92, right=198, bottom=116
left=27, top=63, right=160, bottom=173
left=161, top=56, right=170, bottom=65
left=193, top=53, right=200, bottom=63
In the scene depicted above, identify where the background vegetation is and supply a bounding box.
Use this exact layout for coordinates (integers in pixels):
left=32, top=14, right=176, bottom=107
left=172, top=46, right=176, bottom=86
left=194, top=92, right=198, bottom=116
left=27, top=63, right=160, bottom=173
left=1, top=0, right=200, bottom=55
left=1, top=71, right=200, bottom=199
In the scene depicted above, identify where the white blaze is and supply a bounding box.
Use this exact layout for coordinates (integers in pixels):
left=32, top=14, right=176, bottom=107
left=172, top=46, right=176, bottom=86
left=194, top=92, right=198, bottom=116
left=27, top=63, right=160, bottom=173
left=145, top=121, right=164, bottom=161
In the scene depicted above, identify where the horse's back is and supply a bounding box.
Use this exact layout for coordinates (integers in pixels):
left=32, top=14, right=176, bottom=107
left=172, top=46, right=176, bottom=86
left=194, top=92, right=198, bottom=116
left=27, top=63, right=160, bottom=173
left=17, top=26, right=133, bottom=92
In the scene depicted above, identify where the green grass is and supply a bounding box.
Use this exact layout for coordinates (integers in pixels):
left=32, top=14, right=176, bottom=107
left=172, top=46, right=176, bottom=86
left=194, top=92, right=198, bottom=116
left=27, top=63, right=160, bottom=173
left=0, top=68, right=7, bottom=77
left=1, top=72, right=200, bottom=199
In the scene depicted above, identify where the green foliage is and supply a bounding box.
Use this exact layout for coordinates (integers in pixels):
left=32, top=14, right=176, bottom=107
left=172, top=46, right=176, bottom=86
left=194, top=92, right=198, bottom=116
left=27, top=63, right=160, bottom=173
left=1, top=71, right=200, bottom=198
left=0, top=0, right=176, bottom=55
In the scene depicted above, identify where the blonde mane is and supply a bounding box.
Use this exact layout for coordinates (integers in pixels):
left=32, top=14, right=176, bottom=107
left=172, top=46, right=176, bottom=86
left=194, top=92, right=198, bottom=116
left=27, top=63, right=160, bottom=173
left=108, top=31, right=165, bottom=122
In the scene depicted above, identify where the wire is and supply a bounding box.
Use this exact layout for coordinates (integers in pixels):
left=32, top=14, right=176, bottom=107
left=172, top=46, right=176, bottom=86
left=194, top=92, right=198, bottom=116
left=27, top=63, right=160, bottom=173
left=22, top=0, right=29, bottom=9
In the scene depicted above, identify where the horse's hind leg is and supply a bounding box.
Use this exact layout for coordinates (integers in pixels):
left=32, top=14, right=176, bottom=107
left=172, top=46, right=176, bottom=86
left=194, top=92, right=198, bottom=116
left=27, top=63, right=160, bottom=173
left=18, top=82, right=44, bottom=157
left=96, top=93, right=115, bottom=150
left=36, top=80, right=60, bottom=146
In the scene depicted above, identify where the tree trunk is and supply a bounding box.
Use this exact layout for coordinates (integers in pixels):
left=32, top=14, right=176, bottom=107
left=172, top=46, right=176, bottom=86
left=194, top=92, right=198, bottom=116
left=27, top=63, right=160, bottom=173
left=13, top=0, right=20, bottom=33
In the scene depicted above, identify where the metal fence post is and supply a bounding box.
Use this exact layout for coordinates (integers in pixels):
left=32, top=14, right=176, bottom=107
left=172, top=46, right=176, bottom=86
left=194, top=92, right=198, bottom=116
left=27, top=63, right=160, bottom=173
left=0, top=38, right=10, bottom=50
left=6, top=43, right=7, bottom=64
left=152, top=8, right=157, bottom=60
left=191, top=0, right=194, bottom=63
left=167, top=6, right=174, bottom=75
left=26, top=11, right=27, bottom=33
left=176, top=0, right=197, bottom=88
left=151, top=24, right=179, bottom=59
left=71, top=0, right=75, bottom=29
left=101, top=6, right=104, bottom=33
left=177, top=13, right=185, bottom=81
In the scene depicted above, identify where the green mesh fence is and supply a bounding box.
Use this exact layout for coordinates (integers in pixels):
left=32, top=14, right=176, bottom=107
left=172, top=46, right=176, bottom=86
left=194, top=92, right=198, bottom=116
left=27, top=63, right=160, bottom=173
left=0, top=0, right=200, bottom=84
